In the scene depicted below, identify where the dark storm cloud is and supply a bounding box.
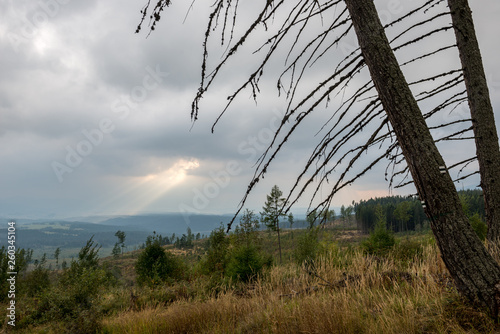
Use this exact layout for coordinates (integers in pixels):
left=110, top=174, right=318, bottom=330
left=0, top=0, right=498, bottom=218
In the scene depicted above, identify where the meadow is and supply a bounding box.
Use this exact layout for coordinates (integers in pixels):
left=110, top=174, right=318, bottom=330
left=1, top=221, right=497, bottom=333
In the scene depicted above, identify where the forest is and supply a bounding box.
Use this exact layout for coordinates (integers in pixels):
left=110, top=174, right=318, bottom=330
left=355, top=189, right=485, bottom=234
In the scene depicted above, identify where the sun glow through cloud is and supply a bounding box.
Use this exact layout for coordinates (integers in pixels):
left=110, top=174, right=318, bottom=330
left=32, top=27, right=56, bottom=56
left=144, top=159, right=200, bottom=186
left=99, top=159, right=200, bottom=215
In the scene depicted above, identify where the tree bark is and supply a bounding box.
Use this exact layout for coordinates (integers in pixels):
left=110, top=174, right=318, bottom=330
left=344, top=0, right=500, bottom=318
left=276, top=219, right=282, bottom=264
left=447, top=0, right=500, bottom=246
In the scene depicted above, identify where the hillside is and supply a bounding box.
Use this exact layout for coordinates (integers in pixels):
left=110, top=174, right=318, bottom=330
left=0, top=213, right=234, bottom=259
left=98, top=213, right=233, bottom=235
left=2, top=220, right=498, bottom=333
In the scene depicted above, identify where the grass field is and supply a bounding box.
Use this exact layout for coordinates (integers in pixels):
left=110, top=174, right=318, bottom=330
left=4, top=226, right=498, bottom=333
left=100, top=237, right=495, bottom=333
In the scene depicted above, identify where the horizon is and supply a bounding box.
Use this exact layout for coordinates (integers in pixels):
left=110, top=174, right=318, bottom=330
left=2, top=186, right=483, bottom=223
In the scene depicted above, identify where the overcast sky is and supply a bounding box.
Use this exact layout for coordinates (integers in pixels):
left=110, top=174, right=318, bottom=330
left=0, top=0, right=499, bottom=220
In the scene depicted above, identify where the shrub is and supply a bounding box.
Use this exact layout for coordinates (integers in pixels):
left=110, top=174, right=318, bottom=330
left=21, top=260, right=50, bottom=298
left=232, top=209, right=261, bottom=248
left=294, top=228, right=322, bottom=265
left=30, top=267, right=111, bottom=332
left=362, top=216, right=395, bottom=256
left=199, top=225, right=229, bottom=276
left=226, top=244, right=271, bottom=282
left=21, top=237, right=113, bottom=333
left=136, top=236, right=185, bottom=286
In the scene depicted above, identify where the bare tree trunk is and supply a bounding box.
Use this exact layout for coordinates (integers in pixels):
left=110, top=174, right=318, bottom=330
left=344, top=0, right=500, bottom=318
left=447, top=0, right=500, bottom=246
left=276, top=220, right=282, bottom=264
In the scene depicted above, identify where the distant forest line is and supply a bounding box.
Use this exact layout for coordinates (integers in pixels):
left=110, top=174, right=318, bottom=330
left=354, top=189, right=484, bottom=234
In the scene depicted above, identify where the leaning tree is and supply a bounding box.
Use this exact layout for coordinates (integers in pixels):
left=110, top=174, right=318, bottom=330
left=344, top=0, right=500, bottom=318
left=136, top=0, right=500, bottom=317
left=446, top=0, right=500, bottom=245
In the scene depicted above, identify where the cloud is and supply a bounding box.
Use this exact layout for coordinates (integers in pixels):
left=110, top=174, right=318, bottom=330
left=0, top=0, right=498, bottom=219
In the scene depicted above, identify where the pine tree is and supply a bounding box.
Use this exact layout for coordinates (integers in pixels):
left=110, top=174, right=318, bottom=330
left=260, top=185, right=287, bottom=263
left=112, top=243, right=121, bottom=258
left=54, top=247, right=61, bottom=270
left=115, top=230, right=126, bottom=255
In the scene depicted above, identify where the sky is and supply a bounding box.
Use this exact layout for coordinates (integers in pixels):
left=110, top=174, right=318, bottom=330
left=0, top=0, right=499, bottom=220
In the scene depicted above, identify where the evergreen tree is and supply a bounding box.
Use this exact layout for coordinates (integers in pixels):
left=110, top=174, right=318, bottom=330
left=135, top=235, right=184, bottom=286
left=341, top=205, right=354, bottom=225
left=111, top=243, right=121, bottom=258
left=200, top=224, right=229, bottom=275
left=322, top=209, right=335, bottom=224
left=234, top=209, right=260, bottom=247
left=260, top=185, right=287, bottom=263
left=54, top=247, right=61, bottom=270
left=362, top=205, right=395, bottom=256
left=394, top=201, right=412, bottom=233
left=306, top=210, right=317, bottom=229
left=288, top=213, right=295, bottom=239
left=186, top=227, right=194, bottom=248
left=114, top=230, right=126, bottom=255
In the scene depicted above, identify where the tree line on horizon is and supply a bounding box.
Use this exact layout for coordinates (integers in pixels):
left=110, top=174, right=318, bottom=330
left=355, top=189, right=485, bottom=234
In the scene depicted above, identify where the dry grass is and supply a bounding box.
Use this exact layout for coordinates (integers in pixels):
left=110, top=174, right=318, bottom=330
left=102, top=242, right=497, bottom=333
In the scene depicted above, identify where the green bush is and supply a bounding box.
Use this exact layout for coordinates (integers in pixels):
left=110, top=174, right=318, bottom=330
left=27, top=267, right=110, bottom=332
left=362, top=218, right=395, bottom=256
left=294, top=228, right=322, bottom=265
left=199, top=225, right=229, bottom=276
left=226, top=244, right=271, bottom=282
left=199, top=222, right=270, bottom=283
left=136, top=236, right=185, bottom=286
left=232, top=209, right=261, bottom=248
left=21, top=262, right=50, bottom=298
left=20, top=237, right=113, bottom=333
